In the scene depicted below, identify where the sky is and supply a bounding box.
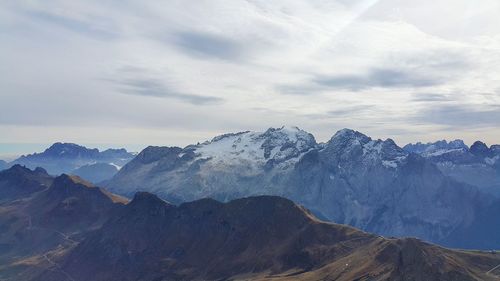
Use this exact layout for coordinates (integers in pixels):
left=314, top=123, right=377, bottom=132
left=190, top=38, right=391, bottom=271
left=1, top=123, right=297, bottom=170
left=1, top=0, right=500, bottom=158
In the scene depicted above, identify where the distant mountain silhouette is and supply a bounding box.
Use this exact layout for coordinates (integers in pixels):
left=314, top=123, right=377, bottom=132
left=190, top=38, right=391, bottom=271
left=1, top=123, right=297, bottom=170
left=8, top=143, right=135, bottom=183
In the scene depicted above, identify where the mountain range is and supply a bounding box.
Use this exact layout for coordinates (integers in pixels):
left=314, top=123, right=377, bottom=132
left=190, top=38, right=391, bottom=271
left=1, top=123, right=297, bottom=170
left=4, top=143, right=135, bottom=183
left=404, top=140, right=500, bottom=197
left=1, top=165, right=499, bottom=281
left=103, top=126, right=500, bottom=249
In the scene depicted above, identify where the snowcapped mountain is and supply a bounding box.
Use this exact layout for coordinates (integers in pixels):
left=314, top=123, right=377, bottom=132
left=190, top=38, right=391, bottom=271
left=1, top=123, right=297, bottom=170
left=404, top=139, right=468, bottom=156
left=106, top=126, right=495, bottom=249
left=404, top=140, right=500, bottom=197
left=107, top=126, right=317, bottom=203
left=10, top=143, right=135, bottom=182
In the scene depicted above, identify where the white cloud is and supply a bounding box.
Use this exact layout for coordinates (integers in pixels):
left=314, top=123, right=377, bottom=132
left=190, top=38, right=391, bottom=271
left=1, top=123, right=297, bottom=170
left=0, top=0, right=499, bottom=152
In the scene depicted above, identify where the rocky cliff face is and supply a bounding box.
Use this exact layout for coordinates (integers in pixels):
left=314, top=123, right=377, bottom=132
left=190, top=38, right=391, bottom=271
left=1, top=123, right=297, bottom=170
left=105, top=127, right=494, bottom=248
left=404, top=139, right=500, bottom=197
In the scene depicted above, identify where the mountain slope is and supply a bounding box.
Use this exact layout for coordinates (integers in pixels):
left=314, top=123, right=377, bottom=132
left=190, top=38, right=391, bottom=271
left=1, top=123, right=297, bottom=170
left=0, top=160, right=7, bottom=171
left=37, top=193, right=500, bottom=281
left=0, top=164, right=53, bottom=203
left=105, top=127, right=491, bottom=248
left=71, top=162, right=119, bottom=183
left=10, top=143, right=135, bottom=180
left=404, top=140, right=500, bottom=197
left=0, top=168, right=498, bottom=281
left=0, top=168, right=127, bottom=280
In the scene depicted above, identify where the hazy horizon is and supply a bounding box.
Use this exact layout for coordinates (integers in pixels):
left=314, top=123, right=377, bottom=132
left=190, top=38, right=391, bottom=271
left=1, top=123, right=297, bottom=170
left=0, top=125, right=496, bottom=161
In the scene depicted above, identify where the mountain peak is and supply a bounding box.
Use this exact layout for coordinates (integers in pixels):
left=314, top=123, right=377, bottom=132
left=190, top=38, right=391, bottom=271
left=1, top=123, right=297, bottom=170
left=127, top=192, right=174, bottom=216
left=403, top=139, right=468, bottom=155
left=34, top=167, right=48, bottom=174
left=191, top=126, right=317, bottom=165
left=329, top=128, right=371, bottom=145
left=11, top=143, right=135, bottom=177
left=261, top=125, right=316, bottom=142
left=134, top=146, right=183, bottom=165
left=3, top=164, right=49, bottom=178
left=42, top=142, right=100, bottom=158
left=7, top=164, right=33, bottom=174
left=331, top=128, right=370, bottom=140
left=470, top=140, right=490, bottom=157
left=0, top=165, right=54, bottom=202
left=53, top=174, right=94, bottom=189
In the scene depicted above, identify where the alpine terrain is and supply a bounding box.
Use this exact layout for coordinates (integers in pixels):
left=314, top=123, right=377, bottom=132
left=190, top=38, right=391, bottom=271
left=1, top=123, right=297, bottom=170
left=1, top=165, right=499, bottom=281
left=9, top=143, right=135, bottom=182
left=105, top=126, right=500, bottom=249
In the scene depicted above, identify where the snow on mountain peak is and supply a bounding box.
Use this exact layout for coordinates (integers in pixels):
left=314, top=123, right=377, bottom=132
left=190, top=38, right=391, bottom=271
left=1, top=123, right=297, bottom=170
left=403, top=140, right=468, bottom=156
left=326, top=129, right=408, bottom=169
left=330, top=129, right=370, bottom=144
left=195, top=126, right=316, bottom=167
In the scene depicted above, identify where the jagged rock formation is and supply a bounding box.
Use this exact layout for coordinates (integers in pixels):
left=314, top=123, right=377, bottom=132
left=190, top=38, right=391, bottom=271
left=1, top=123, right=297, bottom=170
left=105, top=127, right=495, bottom=248
left=404, top=139, right=500, bottom=197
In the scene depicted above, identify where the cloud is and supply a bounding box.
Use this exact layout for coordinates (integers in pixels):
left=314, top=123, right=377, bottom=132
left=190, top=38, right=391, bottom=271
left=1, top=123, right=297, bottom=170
left=411, top=104, right=500, bottom=127
left=411, top=93, right=452, bottom=102
left=278, top=66, right=445, bottom=95
left=313, top=68, right=443, bottom=91
left=171, top=31, right=244, bottom=61
left=24, top=8, right=118, bottom=40
left=1, top=0, right=500, bottom=149
left=112, top=78, right=223, bottom=105
left=327, top=105, right=375, bottom=116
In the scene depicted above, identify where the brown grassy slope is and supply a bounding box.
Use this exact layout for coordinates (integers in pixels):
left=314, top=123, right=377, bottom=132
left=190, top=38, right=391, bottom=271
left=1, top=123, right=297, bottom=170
left=37, top=193, right=500, bottom=281
left=0, top=173, right=128, bottom=280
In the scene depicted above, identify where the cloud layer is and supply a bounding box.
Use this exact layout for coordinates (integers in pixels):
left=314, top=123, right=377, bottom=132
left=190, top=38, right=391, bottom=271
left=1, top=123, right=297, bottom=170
left=1, top=0, right=500, bottom=153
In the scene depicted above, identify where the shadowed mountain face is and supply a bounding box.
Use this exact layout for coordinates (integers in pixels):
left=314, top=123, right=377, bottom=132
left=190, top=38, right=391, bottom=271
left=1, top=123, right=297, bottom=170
left=71, top=162, right=119, bottom=184
left=104, top=127, right=497, bottom=249
left=37, top=193, right=500, bottom=281
left=404, top=140, right=500, bottom=197
left=9, top=143, right=135, bottom=182
left=0, top=166, right=127, bottom=280
left=0, top=160, right=7, bottom=171
left=0, top=164, right=53, bottom=203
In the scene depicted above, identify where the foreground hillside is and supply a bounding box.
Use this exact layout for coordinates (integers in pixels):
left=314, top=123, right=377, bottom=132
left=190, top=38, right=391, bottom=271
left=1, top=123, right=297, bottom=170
left=0, top=166, right=128, bottom=280
left=1, top=166, right=499, bottom=281
left=40, top=193, right=500, bottom=281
